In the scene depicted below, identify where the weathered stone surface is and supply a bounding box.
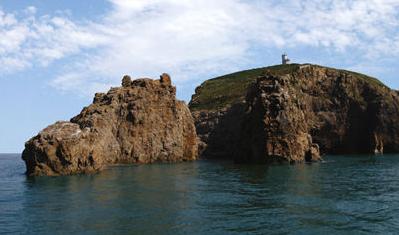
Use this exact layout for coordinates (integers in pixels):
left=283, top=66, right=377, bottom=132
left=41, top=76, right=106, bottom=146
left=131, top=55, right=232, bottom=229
left=290, top=66, right=399, bottom=155
left=190, top=64, right=399, bottom=163
left=22, top=75, right=198, bottom=176
left=160, top=73, right=171, bottom=85
left=235, top=74, right=321, bottom=163
left=121, top=75, right=132, bottom=87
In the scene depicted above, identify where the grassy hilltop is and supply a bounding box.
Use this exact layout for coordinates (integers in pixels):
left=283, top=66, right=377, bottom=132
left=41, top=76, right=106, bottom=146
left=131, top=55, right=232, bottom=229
left=189, top=64, right=387, bottom=111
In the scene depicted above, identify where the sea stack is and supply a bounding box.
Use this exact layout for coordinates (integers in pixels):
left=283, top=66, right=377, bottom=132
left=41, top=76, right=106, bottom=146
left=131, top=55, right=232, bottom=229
left=22, top=74, right=198, bottom=176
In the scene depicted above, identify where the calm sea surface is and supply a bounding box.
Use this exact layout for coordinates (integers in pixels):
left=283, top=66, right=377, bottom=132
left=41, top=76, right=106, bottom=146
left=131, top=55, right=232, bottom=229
left=1, top=153, right=399, bottom=234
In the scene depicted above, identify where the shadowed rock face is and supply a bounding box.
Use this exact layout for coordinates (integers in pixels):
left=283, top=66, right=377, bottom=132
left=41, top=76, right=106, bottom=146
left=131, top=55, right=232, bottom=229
left=190, top=64, right=399, bottom=163
left=22, top=75, right=198, bottom=176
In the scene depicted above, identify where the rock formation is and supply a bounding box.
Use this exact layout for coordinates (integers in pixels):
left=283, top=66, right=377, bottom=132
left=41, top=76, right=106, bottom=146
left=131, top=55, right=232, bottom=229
left=22, top=74, right=198, bottom=176
left=235, top=74, right=321, bottom=163
left=190, top=64, right=399, bottom=163
left=21, top=64, right=399, bottom=174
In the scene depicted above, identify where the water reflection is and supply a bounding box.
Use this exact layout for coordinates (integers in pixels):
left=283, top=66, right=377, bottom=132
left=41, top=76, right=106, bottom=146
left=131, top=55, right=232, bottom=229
left=2, top=154, right=399, bottom=234
left=18, top=162, right=207, bottom=234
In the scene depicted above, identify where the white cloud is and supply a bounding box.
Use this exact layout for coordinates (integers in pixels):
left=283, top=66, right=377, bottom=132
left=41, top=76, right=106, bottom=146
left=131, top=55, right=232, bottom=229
left=1, top=0, right=399, bottom=95
left=0, top=7, right=107, bottom=73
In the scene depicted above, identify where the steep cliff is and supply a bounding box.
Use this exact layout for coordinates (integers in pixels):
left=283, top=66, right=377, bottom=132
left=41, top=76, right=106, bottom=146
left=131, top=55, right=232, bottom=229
left=22, top=74, right=198, bottom=176
left=190, top=64, right=399, bottom=163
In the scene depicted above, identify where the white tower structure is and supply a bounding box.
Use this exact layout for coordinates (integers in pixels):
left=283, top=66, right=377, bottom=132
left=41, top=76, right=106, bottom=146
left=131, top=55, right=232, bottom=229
left=282, top=53, right=290, bottom=65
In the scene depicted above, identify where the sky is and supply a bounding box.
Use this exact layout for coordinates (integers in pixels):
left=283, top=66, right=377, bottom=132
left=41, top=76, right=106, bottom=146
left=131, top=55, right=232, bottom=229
left=0, top=0, right=399, bottom=153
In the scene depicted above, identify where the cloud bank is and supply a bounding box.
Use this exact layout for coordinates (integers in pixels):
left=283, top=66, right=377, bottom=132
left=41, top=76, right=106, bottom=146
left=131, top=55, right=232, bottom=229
left=1, top=0, right=399, bottom=96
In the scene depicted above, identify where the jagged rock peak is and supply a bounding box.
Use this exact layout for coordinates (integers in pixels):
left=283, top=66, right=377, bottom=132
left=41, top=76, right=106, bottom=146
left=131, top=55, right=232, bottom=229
left=121, top=75, right=132, bottom=87
left=22, top=74, right=198, bottom=176
left=160, top=73, right=172, bottom=85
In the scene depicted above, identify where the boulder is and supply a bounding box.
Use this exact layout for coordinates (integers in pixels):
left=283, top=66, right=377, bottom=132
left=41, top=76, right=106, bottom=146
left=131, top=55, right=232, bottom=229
left=160, top=73, right=171, bottom=85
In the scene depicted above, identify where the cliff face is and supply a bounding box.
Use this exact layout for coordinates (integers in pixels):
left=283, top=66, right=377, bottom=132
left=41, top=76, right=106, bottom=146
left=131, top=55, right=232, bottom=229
left=235, top=73, right=321, bottom=163
left=294, top=66, right=399, bottom=155
left=190, top=64, right=399, bottom=163
left=22, top=74, right=198, bottom=176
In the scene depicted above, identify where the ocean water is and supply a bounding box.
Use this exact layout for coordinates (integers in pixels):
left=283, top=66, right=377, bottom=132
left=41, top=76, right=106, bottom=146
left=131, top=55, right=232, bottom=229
left=1, top=154, right=399, bottom=234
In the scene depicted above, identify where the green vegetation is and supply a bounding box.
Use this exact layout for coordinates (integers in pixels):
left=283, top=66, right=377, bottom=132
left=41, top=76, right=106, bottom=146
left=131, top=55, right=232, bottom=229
left=339, top=69, right=387, bottom=88
left=189, top=63, right=388, bottom=111
left=189, top=64, right=300, bottom=111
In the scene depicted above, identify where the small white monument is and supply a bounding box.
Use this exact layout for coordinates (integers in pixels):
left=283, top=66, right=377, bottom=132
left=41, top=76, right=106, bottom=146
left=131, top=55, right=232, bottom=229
left=282, top=53, right=290, bottom=65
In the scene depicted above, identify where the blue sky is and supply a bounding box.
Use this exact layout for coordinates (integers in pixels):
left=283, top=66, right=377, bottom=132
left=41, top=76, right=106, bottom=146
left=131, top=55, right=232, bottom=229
left=1, top=0, right=399, bottom=153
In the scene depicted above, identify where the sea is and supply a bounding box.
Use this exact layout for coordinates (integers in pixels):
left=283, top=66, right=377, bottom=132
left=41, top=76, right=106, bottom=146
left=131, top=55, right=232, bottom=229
left=1, top=153, right=399, bottom=234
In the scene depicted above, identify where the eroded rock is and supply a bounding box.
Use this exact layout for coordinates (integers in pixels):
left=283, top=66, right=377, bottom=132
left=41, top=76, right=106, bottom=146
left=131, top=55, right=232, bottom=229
left=190, top=64, right=399, bottom=163
left=235, top=74, right=321, bottom=163
left=22, top=75, right=198, bottom=176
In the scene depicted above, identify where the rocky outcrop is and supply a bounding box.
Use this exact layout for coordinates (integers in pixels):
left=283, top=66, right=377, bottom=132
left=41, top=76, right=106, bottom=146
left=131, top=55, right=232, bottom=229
left=190, top=64, right=399, bottom=163
left=235, top=74, right=320, bottom=163
left=22, top=74, right=198, bottom=176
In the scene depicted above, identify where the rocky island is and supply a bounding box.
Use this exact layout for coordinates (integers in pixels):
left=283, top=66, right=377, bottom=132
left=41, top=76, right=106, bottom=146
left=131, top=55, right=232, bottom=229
left=190, top=64, right=399, bottom=163
left=22, top=64, right=399, bottom=176
left=22, top=74, right=198, bottom=176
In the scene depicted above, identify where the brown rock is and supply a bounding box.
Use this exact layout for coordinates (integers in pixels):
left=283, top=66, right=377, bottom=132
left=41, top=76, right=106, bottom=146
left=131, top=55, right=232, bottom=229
left=189, top=64, right=399, bottom=163
left=22, top=74, right=198, bottom=176
left=235, top=74, right=321, bottom=163
left=160, top=73, right=171, bottom=85
left=121, top=75, right=132, bottom=87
